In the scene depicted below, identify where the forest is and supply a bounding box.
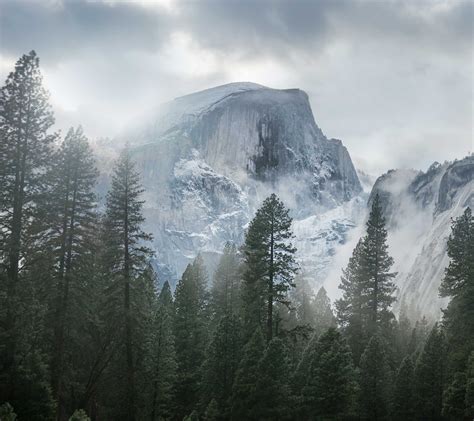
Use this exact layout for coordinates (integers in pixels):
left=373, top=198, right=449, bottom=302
left=1, top=51, right=473, bottom=421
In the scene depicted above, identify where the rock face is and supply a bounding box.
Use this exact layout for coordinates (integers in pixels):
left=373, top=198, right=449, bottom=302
left=369, top=155, right=474, bottom=320
left=119, top=82, right=362, bottom=284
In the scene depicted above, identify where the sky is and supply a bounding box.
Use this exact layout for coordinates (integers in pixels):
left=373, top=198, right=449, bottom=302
left=0, top=0, right=472, bottom=175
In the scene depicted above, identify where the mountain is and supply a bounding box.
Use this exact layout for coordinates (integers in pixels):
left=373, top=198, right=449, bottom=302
left=369, top=155, right=474, bottom=320
left=112, top=82, right=363, bottom=285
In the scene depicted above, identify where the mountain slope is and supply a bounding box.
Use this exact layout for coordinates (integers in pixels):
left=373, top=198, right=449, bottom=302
left=118, top=82, right=363, bottom=284
left=369, top=156, right=474, bottom=319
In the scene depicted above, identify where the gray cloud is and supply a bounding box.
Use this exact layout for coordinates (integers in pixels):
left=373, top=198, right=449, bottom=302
left=0, top=0, right=472, bottom=174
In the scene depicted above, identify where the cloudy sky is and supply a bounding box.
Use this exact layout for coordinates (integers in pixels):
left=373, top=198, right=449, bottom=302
left=0, top=0, right=472, bottom=174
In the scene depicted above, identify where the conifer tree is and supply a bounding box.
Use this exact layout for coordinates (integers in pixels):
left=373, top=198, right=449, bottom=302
left=201, top=314, right=242, bottom=418
left=145, top=280, right=177, bottom=421
left=336, top=239, right=367, bottom=363
left=360, top=193, right=396, bottom=336
left=439, top=207, right=474, bottom=374
left=0, top=50, right=57, bottom=419
left=359, top=334, right=392, bottom=420
left=465, top=351, right=474, bottom=419
left=231, top=329, right=265, bottom=420
left=46, top=126, right=99, bottom=418
left=241, top=194, right=297, bottom=342
left=313, top=286, right=336, bottom=336
left=173, top=255, right=209, bottom=418
left=392, top=356, right=416, bottom=420
left=302, top=328, right=356, bottom=419
left=100, top=148, right=153, bottom=420
left=255, top=338, right=291, bottom=420
left=336, top=195, right=396, bottom=364
left=415, top=324, right=446, bottom=421
left=210, top=242, right=241, bottom=323
left=442, top=372, right=467, bottom=420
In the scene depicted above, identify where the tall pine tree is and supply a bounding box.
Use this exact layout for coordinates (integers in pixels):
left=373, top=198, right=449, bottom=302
left=46, top=126, right=98, bottom=419
left=0, top=50, right=56, bottom=420
left=173, top=255, right=209, bottom=418
left=241, top=194, right=297, bottom=342
left=100, top=148, right=153, bottom=420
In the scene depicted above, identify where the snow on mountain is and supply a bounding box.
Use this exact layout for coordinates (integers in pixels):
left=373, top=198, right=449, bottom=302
left=112, top=82, right=363, bottom=287
left=369, top=156, right=474, bottom=320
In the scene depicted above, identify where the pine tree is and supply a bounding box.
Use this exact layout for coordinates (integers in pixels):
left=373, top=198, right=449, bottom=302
left=100, top=148, right=153, bottom=420
left=0, top=50, right=57, bottom=419
left=360, top=193, right=396, bottom=336
left=46, top=126, right=99, bottom=418
left=201, top=314, right=242, bottom=418
left=335, top=239, right=367, bottom=363
left=231, top=329, right=265, bottom=420
left=442, top=372, right=467, bottom=420
left=392, top=356, right=416, bottom=420
left=359, top=334, right=392, bottom=420
left=241, top=194, right=297, bottom=342
left=302, top=328, right=356, bottom=419
left=173, top=255, right=209, bottom=418
left=439, top=208, right=474, bottom=374
left=313, top=286, right=336, bottom=336
left=255, top=338, right=291, bottom=420
left=465, top=351, right=474, bottom=419
left=336, top=195, right=396, bottom=364
left=146, top=280, right=177, bottom=421
left=415, top=324, right=446, bottom=421
left=210, top=242, right=241, bottom=324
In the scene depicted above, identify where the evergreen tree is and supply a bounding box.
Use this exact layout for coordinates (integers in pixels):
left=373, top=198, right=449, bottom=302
left=173, top=255, right=209, bottom=418
left=336, top=239, right=368, bottom=364
left=439, top=207, right=474, bottom=374
left=313, top=287, right=336, bottom=336
left=46, top=126, right=98, bottom=418
left=145, top=280, right=177, bottom=421
left=360, top=194, right=396, bottom=336
left=336, top=195, right=396, bottom=364
left=465, top=351, right=474, bottom=419
left=302, top=328, right=356, bottom=419
left=359, top=334, right=392, bottom=420
left=289, top=273, right=315, bottom=327
left=414, top=323, right=446, bottom=421
left=100, top=148, right=153, bottom=420
left=210, top=242, right=241, bottom=324
left=201, top=314, right=242, bottom=418
left=231, top=329, right=265, bottom=420
left=0, top=50, right=57, bottom=420
left=255, top=338, right=291, bottom=420
left=241, top=194, right=297, bottom=342
left=392, top=356, right=416, bottom=420
left=442, top=372, right=467, bottom=420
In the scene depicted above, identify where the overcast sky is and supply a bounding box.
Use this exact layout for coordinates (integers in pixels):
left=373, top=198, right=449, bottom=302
left=0, top=0, right=472, bottom=174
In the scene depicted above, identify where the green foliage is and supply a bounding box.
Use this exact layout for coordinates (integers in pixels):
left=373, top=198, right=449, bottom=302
left=0, top=403, right=17, bottom=421
left=201, top=315, right=242, bottom=418
left=68, top=409, right=91, bottom=421
left=336, top=195, right=397, bottom=365
left=465, top=351, right=474, bottom=418
left=241, top=194, right=297, bottom=341
left=392, top=356, right=415, bottom=420
left=255, top=338, right=291, bottom=420
left=440, top=208, right=474, bottom=375
left=359, top=334, right=392, bottom=420
left=301, top=328, right=356, bottom=419
left=173, top=256, right=210, bottom=418
left=414, top=324, right=446, bottom=420
left=231, top=329, right=265, bottom=420
left=442, top=372, right=467, bottom=420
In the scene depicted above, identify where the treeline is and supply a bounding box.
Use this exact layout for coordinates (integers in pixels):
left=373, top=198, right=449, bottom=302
left=0, top=51, right=473, bottom=421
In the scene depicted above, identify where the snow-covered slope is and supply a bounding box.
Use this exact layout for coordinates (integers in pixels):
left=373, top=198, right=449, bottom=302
left=369, top=156, right=474, bottom=320
left=112, top=82, right=363, bottom=285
